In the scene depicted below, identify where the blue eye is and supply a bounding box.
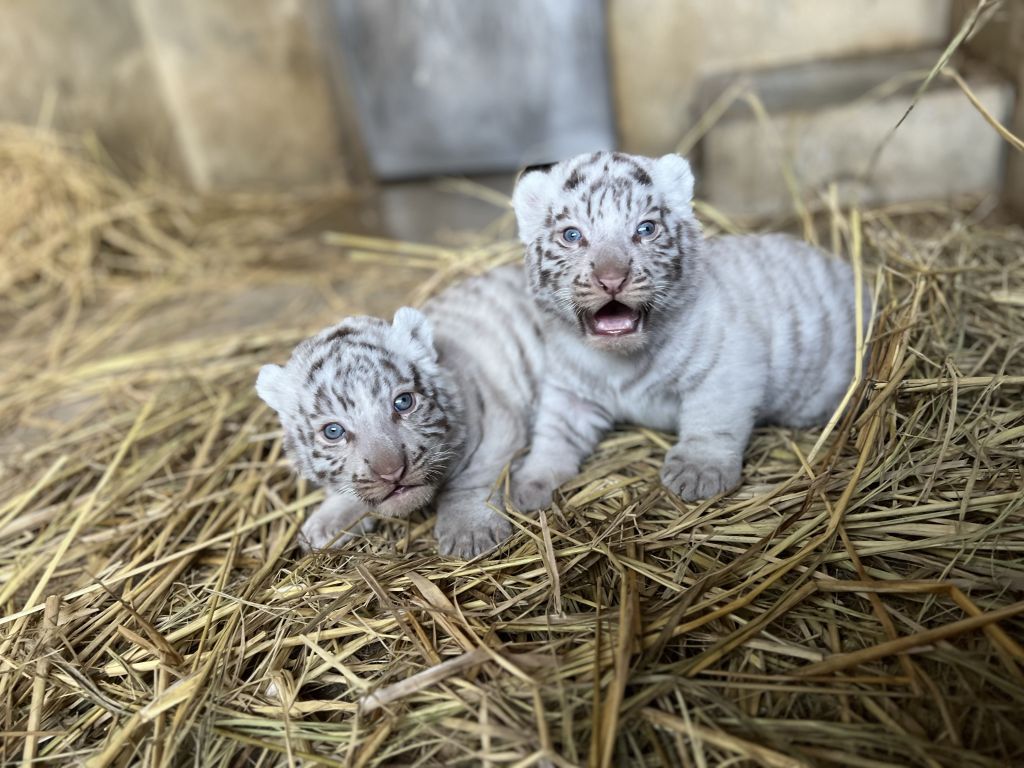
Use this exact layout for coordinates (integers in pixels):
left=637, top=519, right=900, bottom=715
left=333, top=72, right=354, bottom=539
left=322, top=422, right=345, bottom=441
left=393, top=392, right=415, bottom=413
left=562, top=227, right=582, bottom=243
left=636, top=220, right=657, bottom=238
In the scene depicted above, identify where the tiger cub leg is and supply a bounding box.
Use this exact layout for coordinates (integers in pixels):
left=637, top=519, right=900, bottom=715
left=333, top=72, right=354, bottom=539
left=661, top=377, right=759, bottom=502
left=511, top=383, right=613, bottom=512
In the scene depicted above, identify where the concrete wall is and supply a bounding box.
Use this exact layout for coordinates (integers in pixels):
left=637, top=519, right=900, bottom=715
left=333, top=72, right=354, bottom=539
left=0, top=0, right=1018, bottom=215
left=608, top=0, right=1021, bottom=218
left=0, top=0, right=354, bottom=191
left=952, top=0, right=1024, bottom=213
left=0, top=0, right=182, bottom=174
left=701, top=57, right=1013, bottom=216
left=134, top=0, right=351, bottom=191
left=329, top=0, right=614, bottom=179
left=609, top=0, right=953, bottom=156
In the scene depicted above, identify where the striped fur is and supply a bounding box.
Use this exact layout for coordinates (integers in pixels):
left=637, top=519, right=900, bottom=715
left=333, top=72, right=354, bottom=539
left=510, top=151, right=868, bottom=507
left=256, top=264, right=544, bottom=558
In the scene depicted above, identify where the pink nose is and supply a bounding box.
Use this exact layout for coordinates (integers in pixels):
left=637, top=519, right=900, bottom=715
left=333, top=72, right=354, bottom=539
left=594, top=269, right=627, bottom=295
left=371, top=459, right=405, bottom=483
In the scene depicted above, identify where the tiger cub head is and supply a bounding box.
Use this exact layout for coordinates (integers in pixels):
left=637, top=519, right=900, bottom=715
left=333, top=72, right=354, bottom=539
left=256, top=309, right=463, bottom=519
left=512, top=151, right=703, bottom=354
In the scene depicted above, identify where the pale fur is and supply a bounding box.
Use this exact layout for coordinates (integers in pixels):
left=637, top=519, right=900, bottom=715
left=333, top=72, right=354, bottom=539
left=257, top=264, right=545, bottom=559
left=510, top=151, right=867, bottom=508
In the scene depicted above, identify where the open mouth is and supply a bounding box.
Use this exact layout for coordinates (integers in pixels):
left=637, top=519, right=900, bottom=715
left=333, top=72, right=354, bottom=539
left=587, top=301, right=643, bottom=336
left=382, top=484, right=418, bottom=502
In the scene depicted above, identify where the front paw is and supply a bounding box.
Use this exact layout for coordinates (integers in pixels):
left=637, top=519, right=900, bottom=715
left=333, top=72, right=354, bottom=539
left=510, top=476, right=559, bottom=512
left=299, top=516, right=349, bottom=551
left=298, top=499, right=374, bottom=552
left=299, top=514, right=358, bottom=552
left=660, top=445, right=741, bottom=502
left=435, top=504, right=512, bottom=560
left=511, top=462, right=573, bottom=511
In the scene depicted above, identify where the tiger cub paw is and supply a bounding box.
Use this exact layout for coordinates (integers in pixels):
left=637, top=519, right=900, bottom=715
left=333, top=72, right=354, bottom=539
left=298, top=496, right=374, bottom=552
left=510, top=472, right=563, bottom=512
left=435, top=503, right=512, bottom=560
left=660, top=445, right=742, bottom=502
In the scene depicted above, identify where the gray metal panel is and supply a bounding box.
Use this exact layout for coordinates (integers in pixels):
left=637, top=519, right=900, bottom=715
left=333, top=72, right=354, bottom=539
left=329, top=0, right=614, bottom=179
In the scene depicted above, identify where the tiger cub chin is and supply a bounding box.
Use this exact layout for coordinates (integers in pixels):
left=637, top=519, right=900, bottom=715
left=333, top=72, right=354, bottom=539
left=256, top=265, right=545, bottom=559
left=509, top=151, right=868, bottom=509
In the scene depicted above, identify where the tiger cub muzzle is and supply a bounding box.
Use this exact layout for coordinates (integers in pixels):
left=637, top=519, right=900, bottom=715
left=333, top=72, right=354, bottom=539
left=351, top=445, right=435, bottom=517
left=578, top=263, right=649, bottom=342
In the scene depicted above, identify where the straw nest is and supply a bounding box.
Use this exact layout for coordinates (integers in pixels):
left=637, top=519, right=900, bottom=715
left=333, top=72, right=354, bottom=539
left=1, top=121, right=1023, bottom=768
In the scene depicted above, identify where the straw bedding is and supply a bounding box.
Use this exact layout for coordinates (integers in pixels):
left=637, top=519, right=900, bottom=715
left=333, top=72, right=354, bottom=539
left=1, top=124, right=1022, bottom=768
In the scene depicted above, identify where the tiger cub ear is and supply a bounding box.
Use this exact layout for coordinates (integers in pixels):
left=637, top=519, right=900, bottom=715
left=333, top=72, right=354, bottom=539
left=391, top=307, right=437, bottom=362
left=652, top=153, right=695, bottom=211
left=256, top=364, right=292, bottom=414
left=511, top=164, right=557, bottom=244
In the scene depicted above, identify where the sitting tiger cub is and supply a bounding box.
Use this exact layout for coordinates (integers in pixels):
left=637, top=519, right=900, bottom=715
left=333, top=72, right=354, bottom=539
left=510, top=151, right=868, bottom=510
left=256, top=265, right=544, bottom=559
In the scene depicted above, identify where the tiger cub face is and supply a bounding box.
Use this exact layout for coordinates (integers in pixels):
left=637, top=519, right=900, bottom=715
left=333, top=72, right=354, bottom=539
left=511, top=151, right=703, bottom=354
left=256, top=309, right=462, bottom=519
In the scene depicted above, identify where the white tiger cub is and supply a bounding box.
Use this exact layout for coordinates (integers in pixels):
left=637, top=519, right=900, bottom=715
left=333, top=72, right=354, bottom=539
left=256, top=265, right=544, bottom=559
left=510, top=151, right=866, bottom=509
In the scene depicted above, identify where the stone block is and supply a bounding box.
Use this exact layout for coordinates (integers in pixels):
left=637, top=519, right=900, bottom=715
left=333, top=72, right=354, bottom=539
left=0, top=0, right=181, bottom=175
left=952, top=0, right=1024, bottom=212
left=610, top=0, right=952, bottom=155
left=327, top=0, right=614, bottom=178
left=700, top=53, right=1014, bottom=218
left=133, top=0, right=350, bottom=191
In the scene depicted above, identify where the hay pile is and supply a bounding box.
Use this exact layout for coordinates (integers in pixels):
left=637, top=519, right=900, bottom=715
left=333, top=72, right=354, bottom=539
left=1, top=125, right=1023, bottom=768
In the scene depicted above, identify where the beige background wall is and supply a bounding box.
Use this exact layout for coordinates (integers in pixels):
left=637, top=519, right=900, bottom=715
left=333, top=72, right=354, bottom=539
left=0, top=0, right=353, bottom=191
left=953, top=0, right=1024, bottom=210
left=609, top=0, right=953, bottom=156
left=0, top=0, right=1017, bottom=216
left=0, top=0, right=181, bottom=174
left=134, top=0, right=349, bottom=191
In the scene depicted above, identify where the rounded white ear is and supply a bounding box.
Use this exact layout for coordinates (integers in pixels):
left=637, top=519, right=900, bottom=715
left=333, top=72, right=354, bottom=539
left=652, top=154, right=695, bottom=209
left=511, top=166, right=557, bottom=244
left=256, top=364, right=291, bottom=414
left=392, top=307, right=437, bottom=361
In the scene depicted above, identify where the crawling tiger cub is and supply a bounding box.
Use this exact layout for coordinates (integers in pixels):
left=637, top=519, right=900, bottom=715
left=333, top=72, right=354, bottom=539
left=510, top=151, right=868, bottom=509
left=256, top=265, right=544, bottom=559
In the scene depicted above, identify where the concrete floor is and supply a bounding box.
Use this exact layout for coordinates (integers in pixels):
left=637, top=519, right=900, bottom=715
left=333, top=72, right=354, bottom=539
left=169, top=173, right=520, bottom=346
left=304, top=173, right=517, bottom=246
